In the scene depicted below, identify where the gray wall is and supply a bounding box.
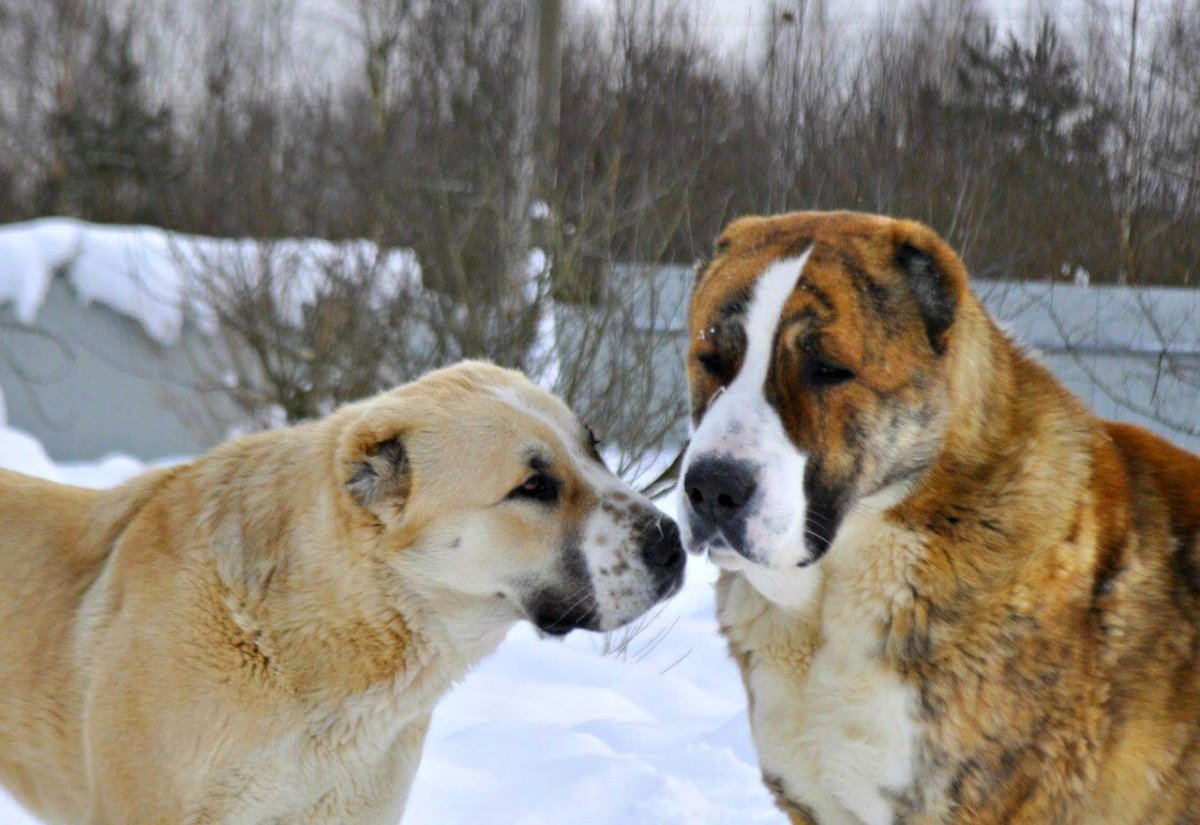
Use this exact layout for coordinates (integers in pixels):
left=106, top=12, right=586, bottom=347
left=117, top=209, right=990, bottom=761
left=3, top=269, right=1197, bottom=462
left=0, top=279, right=232, bottom=461
left=977, top=280, right=1200, bottom=454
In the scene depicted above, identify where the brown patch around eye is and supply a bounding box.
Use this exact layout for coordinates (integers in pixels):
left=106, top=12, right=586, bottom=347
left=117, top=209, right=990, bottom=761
left=508, top=472, right=560, bottom=504
left=697, top=349, right=734, bottom=380
left=696, top=311, right=747, bottom=383
left=802, top=346, right=856, bottom=388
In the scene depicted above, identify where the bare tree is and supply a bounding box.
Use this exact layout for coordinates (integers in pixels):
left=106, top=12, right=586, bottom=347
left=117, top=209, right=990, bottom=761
left=170, top=2, right=697, bottom=482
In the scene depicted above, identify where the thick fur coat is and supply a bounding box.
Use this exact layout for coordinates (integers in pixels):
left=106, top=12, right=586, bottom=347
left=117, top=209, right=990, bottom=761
left=680, top=211, right=1200, bottom=823
left=0, top=361, right=682, bottom=824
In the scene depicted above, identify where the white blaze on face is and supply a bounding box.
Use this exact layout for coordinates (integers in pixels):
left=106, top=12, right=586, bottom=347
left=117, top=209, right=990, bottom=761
left=680, top=248, right=816, bottom=569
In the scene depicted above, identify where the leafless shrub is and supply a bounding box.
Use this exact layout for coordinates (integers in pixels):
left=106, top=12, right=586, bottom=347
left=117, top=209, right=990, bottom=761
left=182, top=232, right=687, bottom=477
left=184, top=241, right=427, bottom=429
left=177, top=1, right=693, bottom=476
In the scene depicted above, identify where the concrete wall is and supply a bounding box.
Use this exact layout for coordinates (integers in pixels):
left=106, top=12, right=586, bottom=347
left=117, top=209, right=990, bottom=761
left=0, top=279, right=233, bottom=461
left=3, top=268, right=1197, bottom=462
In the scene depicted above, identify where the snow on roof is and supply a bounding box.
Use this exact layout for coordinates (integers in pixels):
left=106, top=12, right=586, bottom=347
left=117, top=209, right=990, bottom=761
left=0, top=219, right=421, bottom=346
left=0, top=217, right=84, bottom=324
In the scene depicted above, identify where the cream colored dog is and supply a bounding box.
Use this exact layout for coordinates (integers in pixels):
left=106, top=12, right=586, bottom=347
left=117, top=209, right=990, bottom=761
left=0, top=361, right=684, bottom=824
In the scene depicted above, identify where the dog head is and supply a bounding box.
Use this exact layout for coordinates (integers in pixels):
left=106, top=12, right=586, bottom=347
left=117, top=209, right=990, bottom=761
left=679, top=211, right=971, bottom=569
left=336, top=361, right=684, bottom=635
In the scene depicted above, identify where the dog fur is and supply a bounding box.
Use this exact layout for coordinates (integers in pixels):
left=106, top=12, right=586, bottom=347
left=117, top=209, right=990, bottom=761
left=679, top=211, right=1200, bottom=823
left=0, top=360, right=683, bottom=824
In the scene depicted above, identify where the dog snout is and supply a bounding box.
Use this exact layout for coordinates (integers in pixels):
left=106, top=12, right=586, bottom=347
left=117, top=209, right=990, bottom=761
left=639, top=515, right=684, bottom=598
left=684, top=457, right=757, bottom=543
left=641, top=516, right=684, bottom=570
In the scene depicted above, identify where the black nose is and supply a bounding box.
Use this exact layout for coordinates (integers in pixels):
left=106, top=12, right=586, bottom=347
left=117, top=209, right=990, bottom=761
left=684, top=457, right=757, bottom=535
left=642, top=516, right=684, bottom=570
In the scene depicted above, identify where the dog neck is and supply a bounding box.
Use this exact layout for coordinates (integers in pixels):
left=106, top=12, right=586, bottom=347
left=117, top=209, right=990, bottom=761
left=799, top=299, right=1099, bottom=630
left=195, top=432, right=513, bottom=716
left=904, top=301, right=1095, bottom=543
left=250, top=529, right=514, bottom=712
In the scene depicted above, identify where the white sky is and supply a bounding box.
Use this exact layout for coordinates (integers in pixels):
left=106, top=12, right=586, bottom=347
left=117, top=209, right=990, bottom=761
left=130, top=0, right=1144, bottom=111
left=576, top=0, right=1132, bottom=60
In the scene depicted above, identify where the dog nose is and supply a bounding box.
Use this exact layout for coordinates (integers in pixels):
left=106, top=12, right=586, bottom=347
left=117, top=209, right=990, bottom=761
left=684, top=458, right=757, bottom=532
left=642, top=517, right=684, bottom=569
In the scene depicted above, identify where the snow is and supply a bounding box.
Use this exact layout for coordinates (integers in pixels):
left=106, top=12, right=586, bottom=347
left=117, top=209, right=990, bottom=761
left=0, top=219, right=421, bottom=346
left=56, top=454, right=156, bottom=489
left=404, top=502, right=779, bottom=824
left=0, top=424, right=780, bottom=824
left=0, top=218, right=82, bottom=324
left=0, top=425, right=64, bottom=483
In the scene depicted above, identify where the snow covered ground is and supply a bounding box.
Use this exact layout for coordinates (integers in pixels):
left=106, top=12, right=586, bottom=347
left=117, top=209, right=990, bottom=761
left=0, top=412, right=781, bottom=824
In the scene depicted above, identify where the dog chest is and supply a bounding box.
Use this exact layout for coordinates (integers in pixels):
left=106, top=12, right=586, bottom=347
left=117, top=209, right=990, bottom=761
left=723, top=571, right=921, bottom=825
left=749, top=636, right=919, bottom=825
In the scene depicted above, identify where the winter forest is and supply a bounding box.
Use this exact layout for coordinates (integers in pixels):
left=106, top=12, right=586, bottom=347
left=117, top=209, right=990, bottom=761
left=4, top=0, right=1200, bottom=288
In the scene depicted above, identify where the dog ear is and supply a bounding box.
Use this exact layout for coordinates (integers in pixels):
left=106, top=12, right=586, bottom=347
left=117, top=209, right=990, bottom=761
left=345, top=435, right=411, bottom=510
left=892, top=223, right=968, bottom=356
left=696, top=214, right=767, bottom=283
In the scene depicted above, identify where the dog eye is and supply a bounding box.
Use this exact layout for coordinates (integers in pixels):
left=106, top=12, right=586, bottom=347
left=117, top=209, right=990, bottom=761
left=807, top=359, right=855, bottom=387
left=697, top=350, right=734, bottom=380
left=509, top=473, right=560, bottom=504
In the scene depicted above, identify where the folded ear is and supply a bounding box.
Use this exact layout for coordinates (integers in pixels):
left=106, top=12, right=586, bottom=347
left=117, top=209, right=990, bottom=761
left=343, top=429, right=412, bottom=515
left=892, top=222, right=969, bottom=356
left=696, top=214, right=769, bottom=283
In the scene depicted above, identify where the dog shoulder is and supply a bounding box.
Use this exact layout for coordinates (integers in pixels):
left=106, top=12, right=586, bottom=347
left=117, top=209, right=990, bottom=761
left=85, top=465, right=186, bottom=550
left=1104, top=422, right=1200, bottom=539
left=1102, top=421, right=1200, bottom=604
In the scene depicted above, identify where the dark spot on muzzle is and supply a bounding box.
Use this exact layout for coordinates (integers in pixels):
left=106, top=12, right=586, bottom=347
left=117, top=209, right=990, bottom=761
left=801, top=463, right=849, bottom=563
left=525, top=532, right=600, bottom=635
left=528, top=593, right=601, bottom=636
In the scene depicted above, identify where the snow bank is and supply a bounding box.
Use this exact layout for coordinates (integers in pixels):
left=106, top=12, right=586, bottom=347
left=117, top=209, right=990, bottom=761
left=0, top=219, right=421, bottom=346
left=404, top=555, right=780, bottom=824
left=0, top=218, right=83, bottom=324
left=56, top=454, right=153, bottom=489
left=0, top=425, right=64, bottom=483
left=67, top=222, right=201, bottom=344
left=0, top=430, right=778, bottom=824
left=0, top=422, right=149, bottom=489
